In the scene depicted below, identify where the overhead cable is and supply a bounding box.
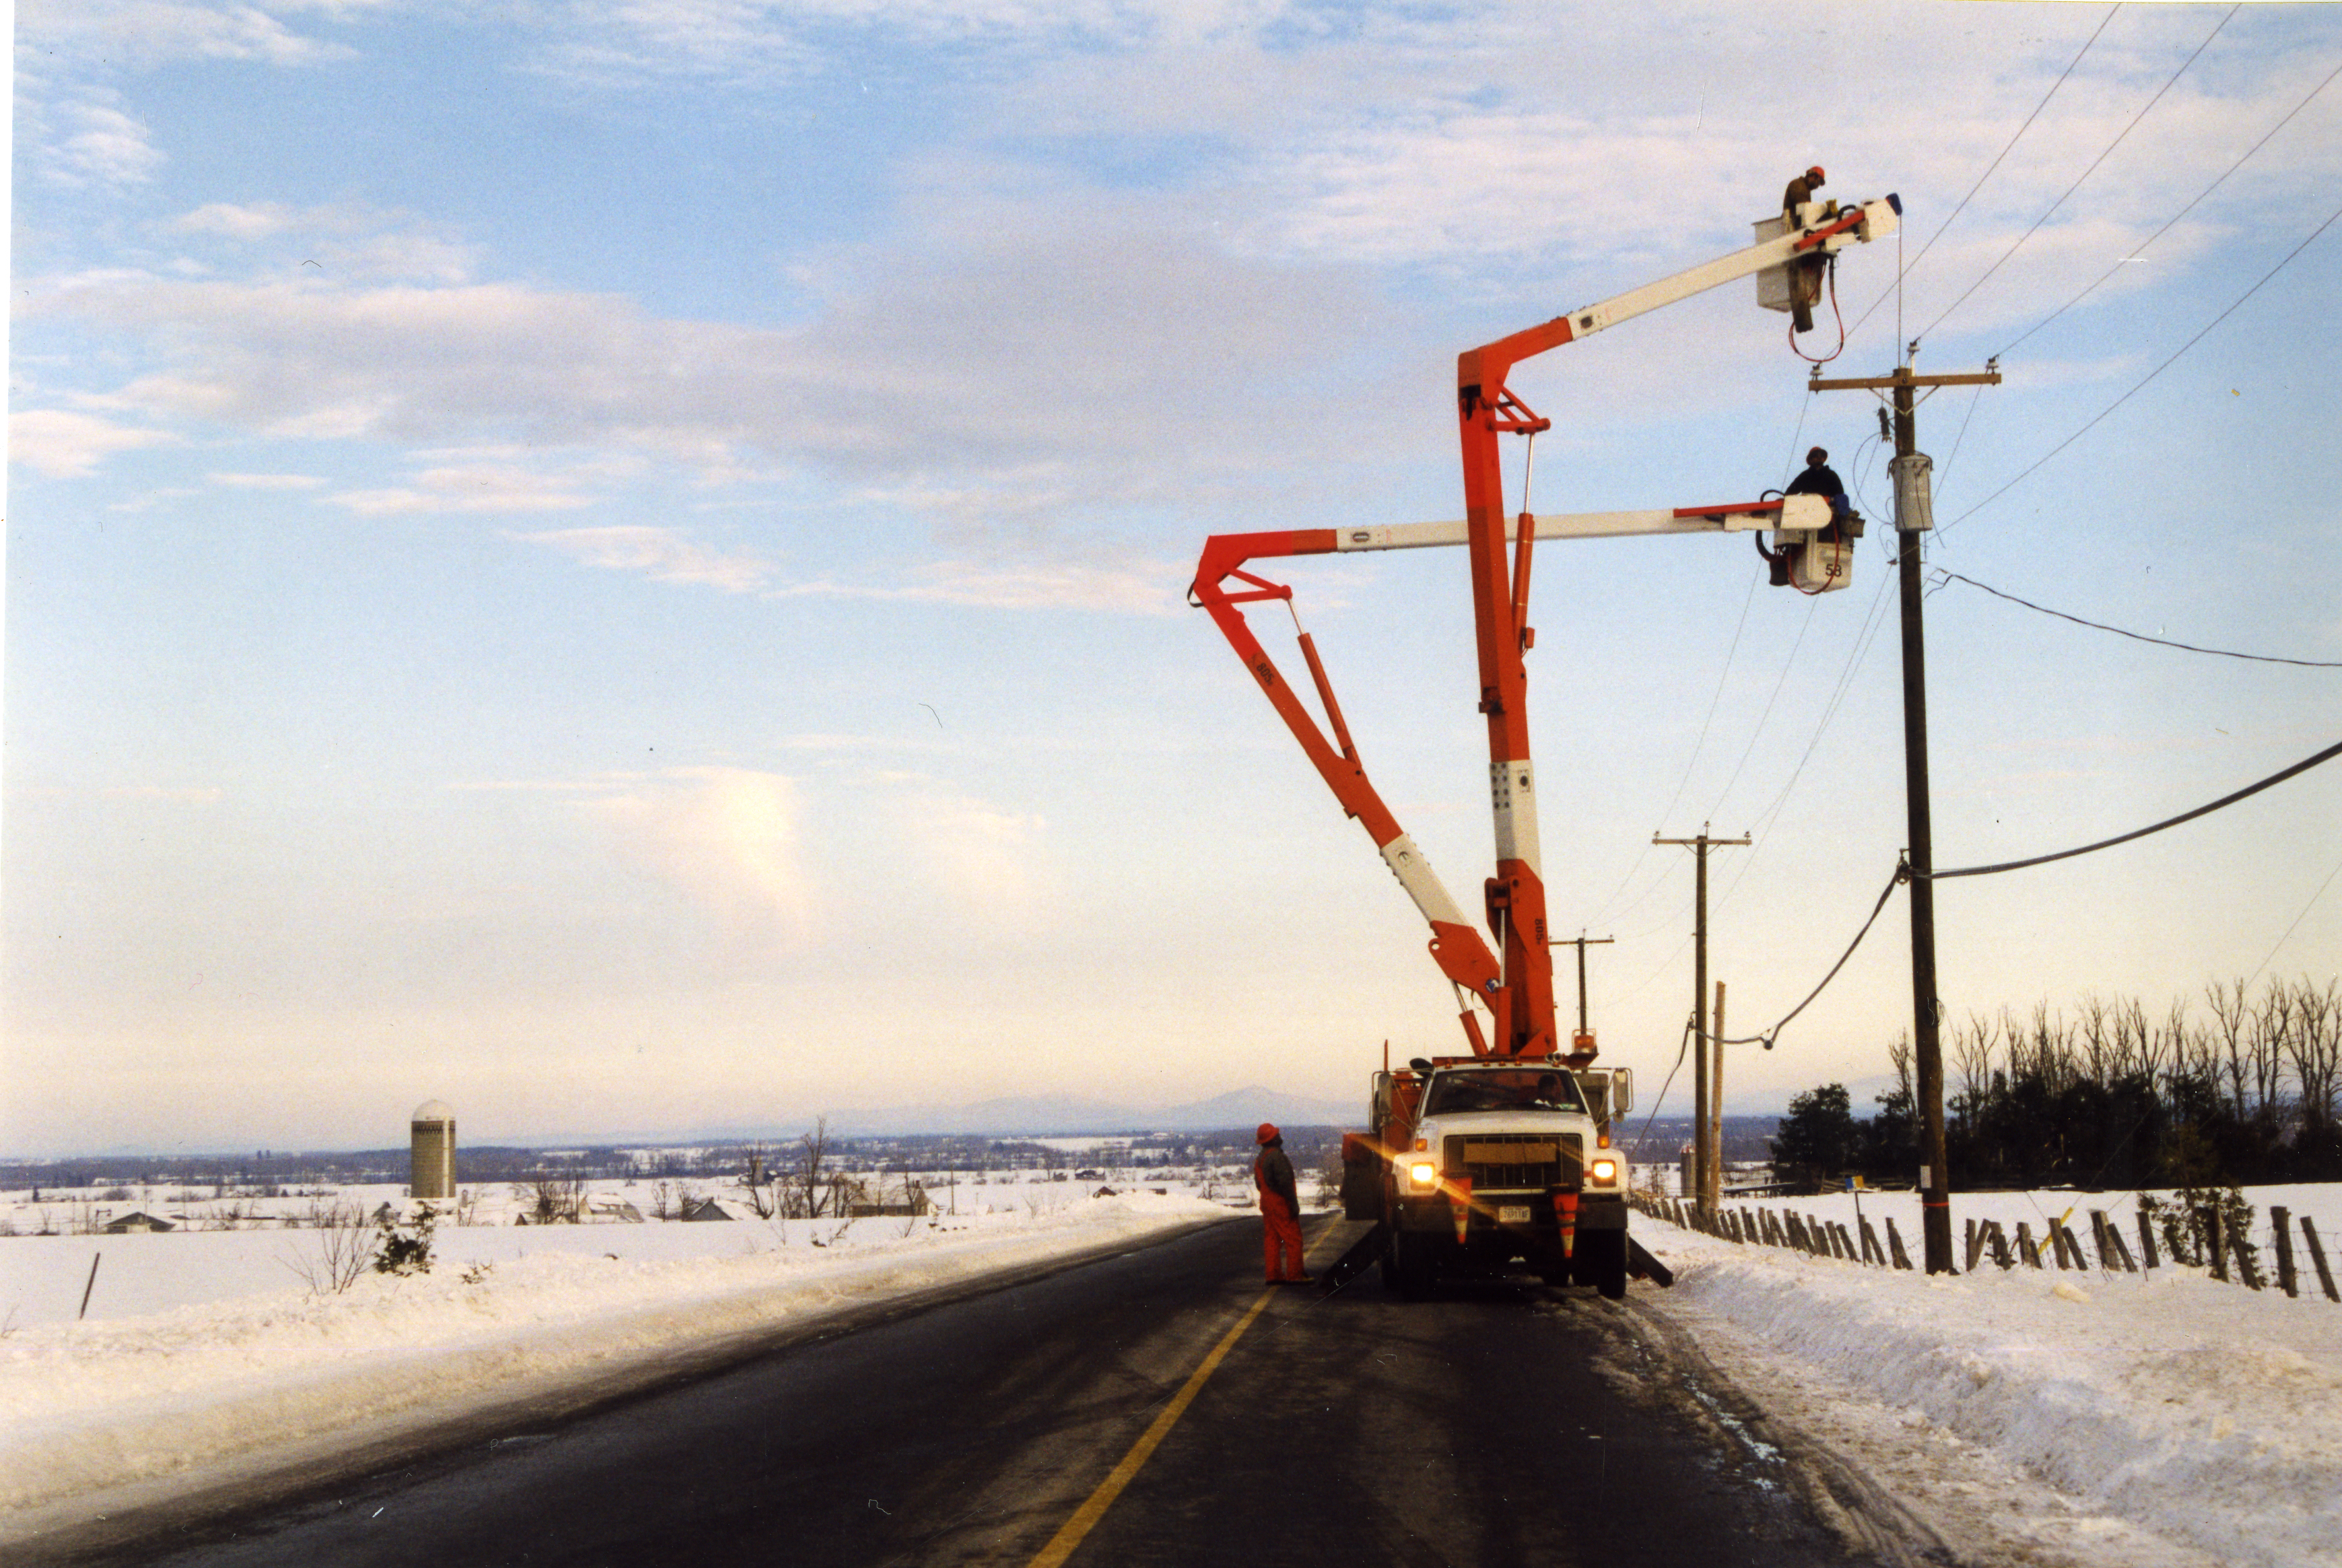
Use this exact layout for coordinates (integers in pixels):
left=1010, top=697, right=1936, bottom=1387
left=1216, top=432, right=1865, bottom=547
left=1943, top=199, right=2342, bottom=532
left=1927, top=737, right=2342, bottom=880
left=2243, top=853, right=2342, bottom=989
left=1915, top=5, right=2238, bottom=347
left=1848, top=5, right=2122, bottom=342
left=1706, top=865, right=1908, bottom=1050
left=1933, top=570, right=2342, bottom=667
left=2000, top=53, right=2342, bottom=358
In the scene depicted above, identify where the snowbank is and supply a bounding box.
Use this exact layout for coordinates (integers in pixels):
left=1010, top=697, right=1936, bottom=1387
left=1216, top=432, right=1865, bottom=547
left=0, top=1192, right=1229, bottom=1534
left=1640, top=1187, right=2342, bottom=1568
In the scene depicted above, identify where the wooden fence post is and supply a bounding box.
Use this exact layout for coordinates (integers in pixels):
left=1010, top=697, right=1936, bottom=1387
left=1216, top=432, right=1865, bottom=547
left=2302, top=1217, right=2340, bottom=1303
left=2107, top=1225, right=2138, bottom=1274
left=1885, top=1217, right=1913, bottom=1269
left=2234, top=1229, right=2265, bottom=1291
left=2202, top=1207, right=2228, bottom=1281
left=1861, top=1217, right=1885, bottom=1267
left=1987, top=1221, right=2012, bottom=1270
left=2014, top=1221, right=2039, bottom=1268
left=2272, top=1206, right=2298, bottom=1298
left=2088, top=1211, right=2112, bottom=1270
left=1963, top=1221, right=1986, bottom=1274
left=2135, top=1210, right=2160, bottom=1270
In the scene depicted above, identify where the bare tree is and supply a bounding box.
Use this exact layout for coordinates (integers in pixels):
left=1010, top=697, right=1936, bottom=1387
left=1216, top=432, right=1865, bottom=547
left=2285, top=978, right=2341, bottom=1132
left=2207, top=978, right=2252, bottom=1118
left=279, top=1200, right=370, bottom=1295
left=741, top=1145, right=776, bottom=1219
left=517, top=1175, right=584, bottom=1225
left=797, top=1118, right=834, bottom=1220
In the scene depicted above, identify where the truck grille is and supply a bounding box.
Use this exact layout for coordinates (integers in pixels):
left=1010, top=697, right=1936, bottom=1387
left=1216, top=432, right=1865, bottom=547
left=1447, top=1134, right=1582, bottom=1192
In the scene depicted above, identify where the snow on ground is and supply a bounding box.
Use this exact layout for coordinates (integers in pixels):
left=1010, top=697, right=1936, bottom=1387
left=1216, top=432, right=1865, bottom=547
left=0, top=1186, right=1233, bottom=1538
left=1640, top=1184, right=2342, bottom=1568
left=8, top=1174, right=2340, bottom=1565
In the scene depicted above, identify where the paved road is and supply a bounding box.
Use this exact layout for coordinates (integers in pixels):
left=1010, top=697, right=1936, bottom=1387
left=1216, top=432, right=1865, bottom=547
left=41, top=1218, right=1904, bottom=1567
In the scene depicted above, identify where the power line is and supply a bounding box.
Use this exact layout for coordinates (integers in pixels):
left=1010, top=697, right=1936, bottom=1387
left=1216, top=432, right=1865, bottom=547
left=1711, top=865, right=1908, bottom=1049
left=2000, top=53, right=2342, bottom=359
left=1943, top=199, right=2342, bottom=533
left=1916, top=5, right=2238, bottom=348
left=1707, top=594, right=1819, bottom=823
left=2244, top=853, right=2342, bottom=990
left=1931, top=570, right=2342, bottom=667
left=1848, top=4, right=2122, bottom=343
left=1927, top=737, right=2342, bottom=880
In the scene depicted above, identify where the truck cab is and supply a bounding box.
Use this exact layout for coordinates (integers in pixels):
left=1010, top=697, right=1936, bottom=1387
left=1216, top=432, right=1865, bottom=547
left=1345, top=1056, right=1633, bottom=1298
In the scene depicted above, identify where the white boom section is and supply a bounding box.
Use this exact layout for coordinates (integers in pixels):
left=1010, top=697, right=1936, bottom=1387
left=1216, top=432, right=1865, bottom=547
left=1553, top=195, right=1900, bottom=344
left=1334, top=494, right=1830, bottom=553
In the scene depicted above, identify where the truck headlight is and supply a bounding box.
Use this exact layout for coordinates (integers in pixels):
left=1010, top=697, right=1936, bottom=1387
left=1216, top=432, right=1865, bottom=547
left=1588, top=1157, right=1619, bottom=1186
left=1406, top=1160, right=1439, bottom=1192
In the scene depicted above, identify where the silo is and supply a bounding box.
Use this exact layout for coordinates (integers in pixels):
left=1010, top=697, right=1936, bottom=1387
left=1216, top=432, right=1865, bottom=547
left=410, top=1099, right=457, bottom=1200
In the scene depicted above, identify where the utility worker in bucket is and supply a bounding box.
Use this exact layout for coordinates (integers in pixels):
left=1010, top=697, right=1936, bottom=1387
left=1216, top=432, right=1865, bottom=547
left=1253, top=1124, right=1310, bottom=1284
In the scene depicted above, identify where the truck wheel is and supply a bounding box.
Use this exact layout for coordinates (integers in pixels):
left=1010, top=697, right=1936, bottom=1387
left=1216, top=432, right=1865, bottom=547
left=1577, top=1231, right=1628, bottom=1299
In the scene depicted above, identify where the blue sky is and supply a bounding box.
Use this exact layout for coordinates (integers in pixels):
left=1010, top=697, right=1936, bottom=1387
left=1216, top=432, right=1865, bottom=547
left=7, top=0, right=2340, bottom=1155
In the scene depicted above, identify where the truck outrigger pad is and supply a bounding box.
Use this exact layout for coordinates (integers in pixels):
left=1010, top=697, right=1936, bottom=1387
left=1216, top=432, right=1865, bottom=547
left=1316, top=1222, right=1388, bottom=1297
left=1629, top=1236, right=1674, bottom=1287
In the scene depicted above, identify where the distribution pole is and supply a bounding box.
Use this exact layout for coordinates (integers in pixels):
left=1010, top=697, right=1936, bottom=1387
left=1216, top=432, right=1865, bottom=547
left=1654, top=827, right=1748, bottom=1211
left=1807, top=358, right=1999, bottom=1274
left=1711, top=980, right=1727, bottom=1206
left=1553, top=933, right=1615, bottom=1048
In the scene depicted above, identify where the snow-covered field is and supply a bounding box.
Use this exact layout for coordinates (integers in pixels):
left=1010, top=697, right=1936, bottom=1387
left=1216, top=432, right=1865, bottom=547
left=1638, top=1184, right=2342, bottom=1568
left=0, top=1182, right=1238, bottom=1544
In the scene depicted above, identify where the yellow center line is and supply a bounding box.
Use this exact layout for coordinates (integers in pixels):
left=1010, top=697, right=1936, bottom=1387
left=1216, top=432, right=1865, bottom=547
left=1024, top=1223, right=1335, bottom=1567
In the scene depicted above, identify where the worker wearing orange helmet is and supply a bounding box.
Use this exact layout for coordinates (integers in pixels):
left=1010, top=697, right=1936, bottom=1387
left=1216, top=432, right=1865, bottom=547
left=1252, top=1124, right=1310, bottom=1284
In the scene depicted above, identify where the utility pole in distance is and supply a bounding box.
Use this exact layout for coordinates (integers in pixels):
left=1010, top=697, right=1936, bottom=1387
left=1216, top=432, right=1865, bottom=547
left=1807, top=356, right=1999, bottom=1274
left=1654, top=826, right=1748, bottom=1213
left=1552, top=932, right=1614, bottom=1054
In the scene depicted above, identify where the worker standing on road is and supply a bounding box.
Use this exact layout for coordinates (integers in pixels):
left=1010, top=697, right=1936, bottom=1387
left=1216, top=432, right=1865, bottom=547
left=1253, top=1124, right=1310, bottom=1284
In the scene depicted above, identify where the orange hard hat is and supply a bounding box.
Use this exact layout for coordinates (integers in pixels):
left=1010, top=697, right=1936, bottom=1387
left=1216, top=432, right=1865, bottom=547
left=1806, top=165, right=1826, bottom=181
left=1257, top=1122, right=1280, bottom=1143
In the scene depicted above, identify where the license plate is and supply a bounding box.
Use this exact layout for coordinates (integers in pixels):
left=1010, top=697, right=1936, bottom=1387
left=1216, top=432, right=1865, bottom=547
left=1497, top=1205, right=1531, bottom=1225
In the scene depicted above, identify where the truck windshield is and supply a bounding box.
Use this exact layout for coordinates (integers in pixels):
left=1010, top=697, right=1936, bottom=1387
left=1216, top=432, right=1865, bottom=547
left=1423, top=1070, right=1586, bottom=1116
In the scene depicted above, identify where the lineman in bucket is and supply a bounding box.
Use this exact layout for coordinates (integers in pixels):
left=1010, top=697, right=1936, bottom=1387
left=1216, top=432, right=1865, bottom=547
left=1253, top=1124, right=1311, bottom=1284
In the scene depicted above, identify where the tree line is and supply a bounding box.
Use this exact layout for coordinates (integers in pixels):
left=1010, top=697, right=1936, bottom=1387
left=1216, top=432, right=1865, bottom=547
left=1772, top=976, right=2341, bottom=1188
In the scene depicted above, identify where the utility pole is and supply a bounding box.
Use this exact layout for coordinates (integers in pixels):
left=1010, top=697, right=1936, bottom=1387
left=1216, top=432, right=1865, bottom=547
left=1654, top=826, right=1748, bottom=1212
left=1552, top=933, right=1615, bottom=1053
left=1808, top=355, right=1999, bottom=1274
left=1711, top=980, right=1727, bottom=1207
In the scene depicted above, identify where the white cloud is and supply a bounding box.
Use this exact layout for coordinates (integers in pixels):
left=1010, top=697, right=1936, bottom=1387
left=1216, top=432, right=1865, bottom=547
left=520, top=0, right=1144, bottom=89
left=584, top=768, right=814, bottom=939
left=18, top=0, right=362, bottom=69
left=32, top=211, right=1387, bottom=517
left=329, top=463, right=597, bottom=515
left=519, top=526, right=774, bottom=592
left=209, top=471, right=327, bottom=489
left=48, top=101, right=166, bottom=188
left=771, top=556, right=1181, bottom=614
left=164, top=203, right=481, bottom=283
left=881, top=781, right=1048, bottom=924
left=172, top=202, right=303, bottom=240
left=8, top=409, right=182, bottom=478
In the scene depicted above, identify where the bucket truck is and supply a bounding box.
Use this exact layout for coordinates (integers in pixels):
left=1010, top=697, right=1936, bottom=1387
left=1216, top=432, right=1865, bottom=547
left=1191, top=186, right=1900, bottom=1297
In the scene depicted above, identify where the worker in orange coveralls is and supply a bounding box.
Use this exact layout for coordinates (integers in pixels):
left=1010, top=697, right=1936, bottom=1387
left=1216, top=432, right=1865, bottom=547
left=1253, top=1123, right=1310, bottom=1284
